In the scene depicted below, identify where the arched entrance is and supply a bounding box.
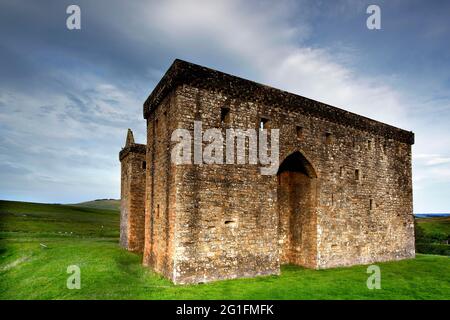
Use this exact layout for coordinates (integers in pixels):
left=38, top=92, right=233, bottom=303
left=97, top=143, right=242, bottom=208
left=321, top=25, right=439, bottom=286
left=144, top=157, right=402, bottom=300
left=277, top=151, right=318, bottom=268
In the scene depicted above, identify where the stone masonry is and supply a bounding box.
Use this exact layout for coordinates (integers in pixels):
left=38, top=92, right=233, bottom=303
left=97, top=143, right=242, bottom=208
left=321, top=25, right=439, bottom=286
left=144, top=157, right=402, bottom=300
left=119, top=59, right=415, bottom=284
left=119, top=129, right=146, bottom=252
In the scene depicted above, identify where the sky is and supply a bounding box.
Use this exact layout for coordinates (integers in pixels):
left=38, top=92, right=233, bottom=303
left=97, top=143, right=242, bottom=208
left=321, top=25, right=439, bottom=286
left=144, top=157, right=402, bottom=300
left=0, top=0, right=449, bottom=212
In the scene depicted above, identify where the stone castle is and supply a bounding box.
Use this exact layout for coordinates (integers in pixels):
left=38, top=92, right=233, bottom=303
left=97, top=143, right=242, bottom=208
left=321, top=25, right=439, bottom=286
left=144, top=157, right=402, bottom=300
left=119, top=59, right=415, bottom=284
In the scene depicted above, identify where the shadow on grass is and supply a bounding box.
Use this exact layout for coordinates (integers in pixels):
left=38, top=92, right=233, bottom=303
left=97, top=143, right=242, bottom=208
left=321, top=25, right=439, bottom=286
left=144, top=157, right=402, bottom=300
left=114, top=251, right=143, bottom=275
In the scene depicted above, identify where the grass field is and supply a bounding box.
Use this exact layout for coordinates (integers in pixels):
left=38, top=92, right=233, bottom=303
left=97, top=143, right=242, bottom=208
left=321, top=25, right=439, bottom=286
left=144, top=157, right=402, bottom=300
left=1, top=200, right=449, bottom=300
left=415, top=216, right=450, bottom=256
left=416, top=216, right=450, bottom=237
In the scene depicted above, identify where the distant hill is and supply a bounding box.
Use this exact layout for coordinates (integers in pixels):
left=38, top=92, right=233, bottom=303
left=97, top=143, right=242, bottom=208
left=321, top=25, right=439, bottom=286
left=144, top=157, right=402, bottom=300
left=71, top=199, right=120, bottom=211
left=0, top=200, right=119, bottom=238
left=414, top=213, right=450, bottom=218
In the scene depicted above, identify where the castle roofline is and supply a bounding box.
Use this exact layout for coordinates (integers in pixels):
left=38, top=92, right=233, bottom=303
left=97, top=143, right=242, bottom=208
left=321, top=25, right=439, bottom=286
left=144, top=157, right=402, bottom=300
left=119, top=143, right=146, bottom=161
left=143, top=59, right=414, bottom=145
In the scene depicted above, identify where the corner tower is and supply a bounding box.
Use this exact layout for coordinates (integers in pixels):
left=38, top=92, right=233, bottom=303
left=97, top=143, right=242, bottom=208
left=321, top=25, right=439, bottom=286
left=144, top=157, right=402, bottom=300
left=119, top=129, right=146, bottom=252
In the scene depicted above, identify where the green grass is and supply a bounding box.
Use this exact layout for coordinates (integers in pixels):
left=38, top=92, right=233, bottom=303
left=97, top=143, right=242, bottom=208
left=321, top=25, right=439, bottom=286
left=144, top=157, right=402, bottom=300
left=0, top=200, right=119, bottom=238
left=1, top=200, right=449, bottom=300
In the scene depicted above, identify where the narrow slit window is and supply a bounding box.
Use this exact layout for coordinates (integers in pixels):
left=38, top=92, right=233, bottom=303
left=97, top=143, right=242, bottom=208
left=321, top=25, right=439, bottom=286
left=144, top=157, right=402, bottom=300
left=368, top=140, right=372, bottom=150
left=142, top=161, right=146, bottom=170
left=224, top=220, right=237, bottom=227
left=325, top=132, right=333, bottom=144
left=355, top=169, right=360, bottom=181
left=156, top=204, right=160, bottom=218
left=369, top=199, right=374, bottom=210
left=296, top=126, right=303, bottom=139
left=221, top=107, right=230, bottom=123
left=260, top=117, right=269, bottom=130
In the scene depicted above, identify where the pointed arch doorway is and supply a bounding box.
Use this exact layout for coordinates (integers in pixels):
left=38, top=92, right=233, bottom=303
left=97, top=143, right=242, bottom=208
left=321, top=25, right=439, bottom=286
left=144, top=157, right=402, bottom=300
left=277, top=151, right=318, bottom=268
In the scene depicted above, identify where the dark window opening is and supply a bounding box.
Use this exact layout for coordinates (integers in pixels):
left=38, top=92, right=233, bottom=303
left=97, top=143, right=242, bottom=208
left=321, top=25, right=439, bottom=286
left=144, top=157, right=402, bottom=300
left=224, top=220, right=237, bottom=227
left=260, top=117, right=269, bottom=130
left=355, top=169, right=360, bottom=181
left=142, top=161, right=146, bottom=170
left=368, top=140, right=372, bottom=150
left=221, top=107, right=230, bottom=123
left=369, top=199, right=374, bottom=210
left=296, top=126, right=303, bottom=139
left=156, top=204, right=160, bottom=218
left=325, top=132, right=333, bottom=144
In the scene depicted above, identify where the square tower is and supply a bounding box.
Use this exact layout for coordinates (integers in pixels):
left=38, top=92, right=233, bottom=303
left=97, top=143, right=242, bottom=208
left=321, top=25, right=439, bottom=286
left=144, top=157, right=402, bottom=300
left=119, top=129, right=146, bottom=252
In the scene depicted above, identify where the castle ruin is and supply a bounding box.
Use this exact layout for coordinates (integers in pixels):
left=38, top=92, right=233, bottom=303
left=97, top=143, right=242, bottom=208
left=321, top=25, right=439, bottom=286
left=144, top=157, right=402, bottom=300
left=119, top=59, right=415, bottom=284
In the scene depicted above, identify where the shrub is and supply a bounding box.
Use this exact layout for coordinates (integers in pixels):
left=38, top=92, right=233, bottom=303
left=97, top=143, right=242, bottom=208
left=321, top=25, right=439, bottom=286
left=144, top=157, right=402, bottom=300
left=416, top=243, right=450, bottom=256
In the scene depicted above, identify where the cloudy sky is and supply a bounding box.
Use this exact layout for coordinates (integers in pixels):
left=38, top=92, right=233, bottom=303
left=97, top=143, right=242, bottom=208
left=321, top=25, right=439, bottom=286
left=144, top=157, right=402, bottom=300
left=0, top=0, right=449, bottom=212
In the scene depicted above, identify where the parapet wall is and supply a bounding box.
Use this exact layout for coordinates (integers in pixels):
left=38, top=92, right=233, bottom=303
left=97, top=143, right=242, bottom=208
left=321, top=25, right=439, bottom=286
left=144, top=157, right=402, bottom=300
left=144, top=59, right=414, bottom=145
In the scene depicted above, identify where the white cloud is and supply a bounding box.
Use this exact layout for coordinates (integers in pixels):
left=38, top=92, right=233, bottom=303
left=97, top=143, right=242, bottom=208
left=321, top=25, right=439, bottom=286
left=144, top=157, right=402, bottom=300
left=0, top=71, right=146, bottom=202
left=426, top=157, right=450, bottom=166
left=414, top=154, right=450, bottom=166
left=137, top=0, right=409, bottom=129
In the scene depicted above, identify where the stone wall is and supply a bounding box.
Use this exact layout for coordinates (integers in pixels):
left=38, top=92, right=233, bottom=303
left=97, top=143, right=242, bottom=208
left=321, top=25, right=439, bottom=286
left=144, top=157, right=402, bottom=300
left=167, top=83, right=413, bottom=283
left=119, top=140, right=146, bottom=253
left=142, top=92, right=178, bottom=281
left=119, top=160, right=129, bottom=249
left=170, top=87, right=279, bottom=283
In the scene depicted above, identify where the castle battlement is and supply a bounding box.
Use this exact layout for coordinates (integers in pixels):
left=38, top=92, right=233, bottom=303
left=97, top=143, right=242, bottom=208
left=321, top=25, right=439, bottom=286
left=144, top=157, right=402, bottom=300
left=144, top=59, right=414, bottom=145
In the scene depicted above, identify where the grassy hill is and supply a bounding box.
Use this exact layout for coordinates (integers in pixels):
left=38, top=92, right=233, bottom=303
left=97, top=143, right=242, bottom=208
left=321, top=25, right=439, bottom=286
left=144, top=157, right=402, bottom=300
left=416, top=216, right=450, bottom=236
left=415, top=216, right=450, bottom=256
left=71, top=199, right=120, bottom=211
left=0, top=200, right=119, bottom=238
left=1, top=200, right=449, bottom=300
